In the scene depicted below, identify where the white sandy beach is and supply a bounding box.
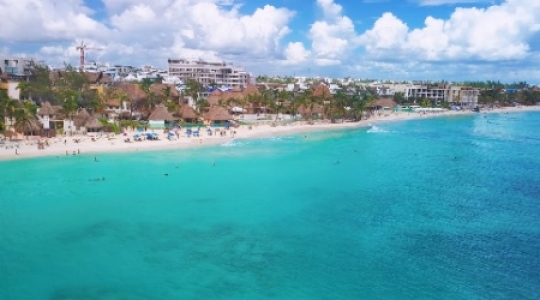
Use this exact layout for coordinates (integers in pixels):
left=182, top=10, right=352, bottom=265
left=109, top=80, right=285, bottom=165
left=1, top=106, right=539, bottom=161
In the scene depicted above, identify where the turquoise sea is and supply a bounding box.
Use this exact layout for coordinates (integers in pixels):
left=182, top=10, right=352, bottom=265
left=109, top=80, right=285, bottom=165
left=1, top=112, right=539, bottom=299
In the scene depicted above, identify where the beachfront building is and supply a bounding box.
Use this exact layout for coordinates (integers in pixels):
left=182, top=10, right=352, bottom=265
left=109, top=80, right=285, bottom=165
left=37, top=101, right=57, bottom=130
left=148, top=105, right=175, bottom=129
left=73, top=109, right=92, bottom=134
left=403, top=84, right=449, bottom=104
left=177, top=104, right=198, bottom=123
left=389, top=83, right=480, bottom=108
left=167, top=58, right=250, bottom=89
left=460, top=88, right=479, bottom=109
left=204, top=106, right=232, bottom=125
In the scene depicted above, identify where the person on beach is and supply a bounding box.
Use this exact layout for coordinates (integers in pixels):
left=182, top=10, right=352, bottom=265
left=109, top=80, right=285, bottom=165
left=15, top=149, right=18, bottom=155
left=66, top=150, right=68, bottom=156
left=77, top=149, right=80, bottom=154
left=64, top=139, right=67, bottom=145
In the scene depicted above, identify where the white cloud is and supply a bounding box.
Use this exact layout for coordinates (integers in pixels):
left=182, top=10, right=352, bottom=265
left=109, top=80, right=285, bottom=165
left=0, top=0, right=109, bottom=42
left=417, top=0, right=491, bottom=6
left=283, top=42, right=311, bottom=65
left=359, top=13, right=408, bottom=51
left=1, top=0, right=540, bottom=82
left=0, top=0, right=295, bottom=68
left=309, top=0, right=358, bottom=65
left=281, top=0, right=540, bottom=82
left=358, top=0, right=540, bottom=61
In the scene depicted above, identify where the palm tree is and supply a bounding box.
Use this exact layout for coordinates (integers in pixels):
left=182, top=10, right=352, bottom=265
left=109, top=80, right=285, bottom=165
left=244, top=93, right=260, bottom=114
left=13, top=107, right=37, bottom=138
left=1, top=96, right=20, bottom=131
left=184, top=79, right=203, bottom=111
left=298, top=88, right=319, bottom=122
left=347, top=85, right=371, bottom=121
left=16, top=81, right=33, bottom=101
left=273, top=90, right=291, bottom=122
left=61, top=92, right=79, bottom=136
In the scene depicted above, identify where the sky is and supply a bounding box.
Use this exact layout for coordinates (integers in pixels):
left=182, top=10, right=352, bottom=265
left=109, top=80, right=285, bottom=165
left=1, top=0, right=540, bottom=83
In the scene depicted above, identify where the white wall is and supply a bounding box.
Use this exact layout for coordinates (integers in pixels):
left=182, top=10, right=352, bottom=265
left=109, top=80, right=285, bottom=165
left=7, top=82, right=20, bottom=100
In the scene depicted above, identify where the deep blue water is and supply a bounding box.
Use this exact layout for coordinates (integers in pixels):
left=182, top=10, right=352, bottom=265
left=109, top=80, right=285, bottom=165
left=1, top=112, right=539, bottom=299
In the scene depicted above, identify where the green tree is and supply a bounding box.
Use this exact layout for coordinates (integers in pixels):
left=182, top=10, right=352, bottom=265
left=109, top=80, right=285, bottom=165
left=13, top=107, right=37, bottom=137
left=393, top=92, right=406, bottom=105
left=1, top=95, right=20, bottom=130
left=184, top=79, right=203, bottom=112
left=61, top=92, right=79, bottom=135
left=420, top=97, right=431, bottom=108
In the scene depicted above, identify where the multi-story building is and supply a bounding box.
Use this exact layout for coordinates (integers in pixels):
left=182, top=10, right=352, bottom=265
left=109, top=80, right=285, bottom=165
left=0, top=57, right=43, bottom=77
left=455, top=87, right=480, bottom=109
left=391, top=83, right=479, bottom=108
left=405, top=84, right=450, bottom=104
left=167, top=58, right=250, bottom=89
left=0, top=57, right=43, bottom=100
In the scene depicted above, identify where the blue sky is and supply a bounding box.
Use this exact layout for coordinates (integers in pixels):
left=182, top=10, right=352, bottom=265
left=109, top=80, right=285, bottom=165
left=1, top=0, right=539, bottom=83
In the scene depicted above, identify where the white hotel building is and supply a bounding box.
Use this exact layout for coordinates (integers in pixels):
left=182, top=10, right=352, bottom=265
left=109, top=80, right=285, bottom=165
left=167, top=58, right=250, bottom=88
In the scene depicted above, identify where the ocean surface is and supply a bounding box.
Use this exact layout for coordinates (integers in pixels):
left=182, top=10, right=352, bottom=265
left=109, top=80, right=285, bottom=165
left=1, top=112, right=539, bottom=300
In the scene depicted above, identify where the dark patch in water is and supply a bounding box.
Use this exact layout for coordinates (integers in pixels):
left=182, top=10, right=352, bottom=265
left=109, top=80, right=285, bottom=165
left=402, top=231, right=540, bottom=300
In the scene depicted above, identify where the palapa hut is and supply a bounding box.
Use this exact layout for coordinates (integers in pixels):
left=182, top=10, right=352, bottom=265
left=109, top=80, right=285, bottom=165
left=84, top=117, right=103, bottom=132
left=372, top=97, right=397, bottom=109
left=37, top=101, right=56, bottom=130
left=204, top=106, right=233, bottom=125
left=149, top=83, right=180, bottom=101
left=206, top=85, right=261, bottom=113
left=312, top=84, right=332, bottom=100
left=148, top=104, right=175, bottom=129
left=177, top=104, right=198, bottom=123
left=206, top=90, right=223, bottom=108
left=297, top=104, right=325, bottom=119
left=73, top=108, right=91, bottom=133
left=371, top=97, right=397, bottom=115
left=17, top=119, right=42, bottom=136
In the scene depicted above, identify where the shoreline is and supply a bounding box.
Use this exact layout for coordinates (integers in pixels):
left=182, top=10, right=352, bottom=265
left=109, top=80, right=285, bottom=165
left=1, top=106, right=539, bottom=161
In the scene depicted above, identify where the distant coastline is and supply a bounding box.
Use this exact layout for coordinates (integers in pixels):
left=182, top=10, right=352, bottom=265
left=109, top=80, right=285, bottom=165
left=1, top=106, right=539, bottom=162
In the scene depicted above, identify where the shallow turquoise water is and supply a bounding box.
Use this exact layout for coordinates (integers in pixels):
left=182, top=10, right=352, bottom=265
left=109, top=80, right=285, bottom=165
left=1, top=112, right=539, bottom=299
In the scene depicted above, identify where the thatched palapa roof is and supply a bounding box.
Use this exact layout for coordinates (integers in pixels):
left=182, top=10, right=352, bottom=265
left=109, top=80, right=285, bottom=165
left=207, top=90, right=224, bottom=107
left=117, top=83, right=146, bottom=101
left=24, top=119, right=42, bottom=132
left=38, top=101, right=56, bottom=115
left=74, top=109, right=91, bottom=127
left=178, top=105, right=198, bottom=120
left=297, top=104, right=325, bottom=115
left=148, top=105, right=175, bottom=121
left=373, top=97, right=397, bottom=108
left=312, top=84, right=332, bottom=98
left=149, top=83, right=180, bottom=98
left=205, top=106, right=232, bottom=121
left=85, top=118, right=103, bottom=129
left=207, top=85, right=261, bottom=107
left=107, top=99, right=121, bottom=107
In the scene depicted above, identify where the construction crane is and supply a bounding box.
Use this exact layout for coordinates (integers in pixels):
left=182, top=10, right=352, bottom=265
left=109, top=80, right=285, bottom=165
left=75, top=41, right=103, bottom=70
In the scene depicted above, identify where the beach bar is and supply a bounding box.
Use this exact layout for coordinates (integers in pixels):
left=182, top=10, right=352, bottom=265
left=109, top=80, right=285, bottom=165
left=148, top=105, right=175, bottom=129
